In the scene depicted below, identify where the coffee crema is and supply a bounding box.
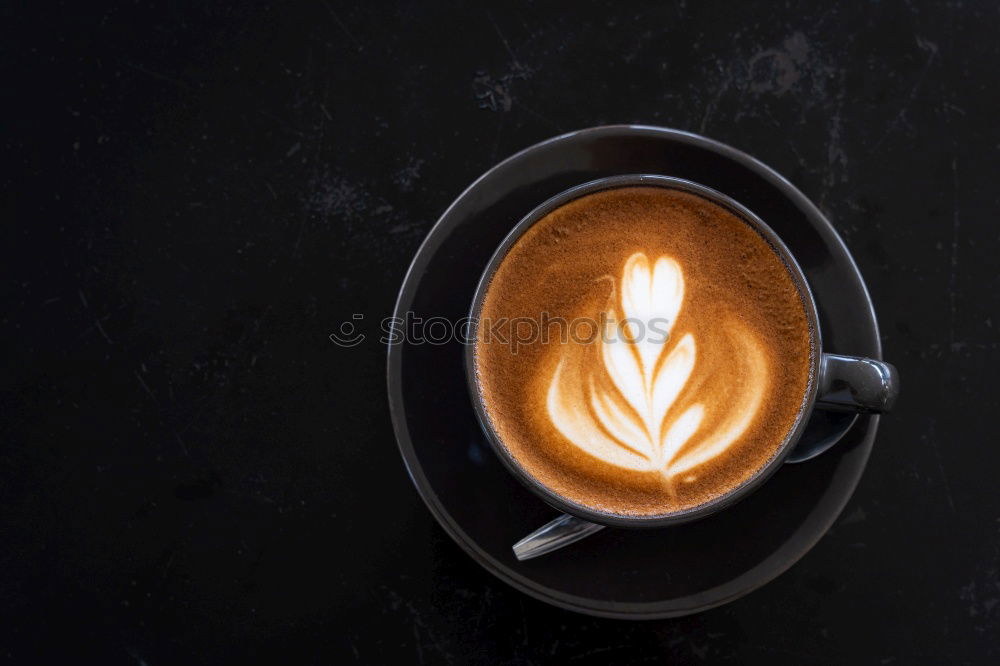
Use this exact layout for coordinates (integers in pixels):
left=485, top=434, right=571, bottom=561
left=474, top=187, right=814, bottom=516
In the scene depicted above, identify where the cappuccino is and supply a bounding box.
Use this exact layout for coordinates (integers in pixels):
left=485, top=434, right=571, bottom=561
left=473, top=186, right=813, bottom=516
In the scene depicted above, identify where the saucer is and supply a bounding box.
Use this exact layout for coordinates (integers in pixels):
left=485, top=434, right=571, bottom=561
left=387, top=126, right=882, bottom=619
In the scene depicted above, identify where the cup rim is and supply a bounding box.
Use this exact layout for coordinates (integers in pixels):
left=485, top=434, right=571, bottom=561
left=465, top=174, right=822, bottom=529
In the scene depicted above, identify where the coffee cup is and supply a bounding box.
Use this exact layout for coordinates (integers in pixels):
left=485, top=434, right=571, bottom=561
left=465, top=175, right=898, bottom=544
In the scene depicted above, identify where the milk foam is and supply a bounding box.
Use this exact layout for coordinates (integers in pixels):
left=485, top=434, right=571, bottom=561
left=545, top=252, right=769, bottom=482
left=474, top=186, right=812, bottom=515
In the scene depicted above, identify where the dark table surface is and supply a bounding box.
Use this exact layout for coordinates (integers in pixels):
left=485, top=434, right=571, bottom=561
left=4, top=1, right=999, bottom=663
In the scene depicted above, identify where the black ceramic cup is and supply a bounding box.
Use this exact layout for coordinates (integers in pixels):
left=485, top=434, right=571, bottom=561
left=465, top=175, right=898, bottom=538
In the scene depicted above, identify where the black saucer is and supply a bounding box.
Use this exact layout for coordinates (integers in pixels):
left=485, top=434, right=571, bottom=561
left=387, top=126, right=882, bottom=619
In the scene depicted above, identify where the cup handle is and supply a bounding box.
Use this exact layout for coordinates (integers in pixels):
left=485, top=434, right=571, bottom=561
left=815, top=353, right=900, bottom=413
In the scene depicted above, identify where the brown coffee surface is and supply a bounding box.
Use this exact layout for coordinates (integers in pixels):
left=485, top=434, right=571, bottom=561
left=474, top=186, right=814, bottom=516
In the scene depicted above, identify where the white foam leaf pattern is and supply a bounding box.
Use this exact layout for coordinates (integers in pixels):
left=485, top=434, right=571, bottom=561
left=546, top=252, right=769, bottom=479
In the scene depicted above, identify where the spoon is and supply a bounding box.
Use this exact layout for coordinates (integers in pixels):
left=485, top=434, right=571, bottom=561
left=512, top=513, right=605, bottom=561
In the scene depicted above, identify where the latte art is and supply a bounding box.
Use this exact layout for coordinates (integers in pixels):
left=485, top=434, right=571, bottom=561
left=474, top=186, right=812, bottom=515
left=546, top=253, right=769, bottom=482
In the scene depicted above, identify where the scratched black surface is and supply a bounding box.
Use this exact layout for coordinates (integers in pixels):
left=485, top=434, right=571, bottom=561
left=3, top=1, right=999, bottom=663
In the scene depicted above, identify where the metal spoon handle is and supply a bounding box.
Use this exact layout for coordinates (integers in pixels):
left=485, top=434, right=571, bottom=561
left=512, top=513, right=605, bottom=561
